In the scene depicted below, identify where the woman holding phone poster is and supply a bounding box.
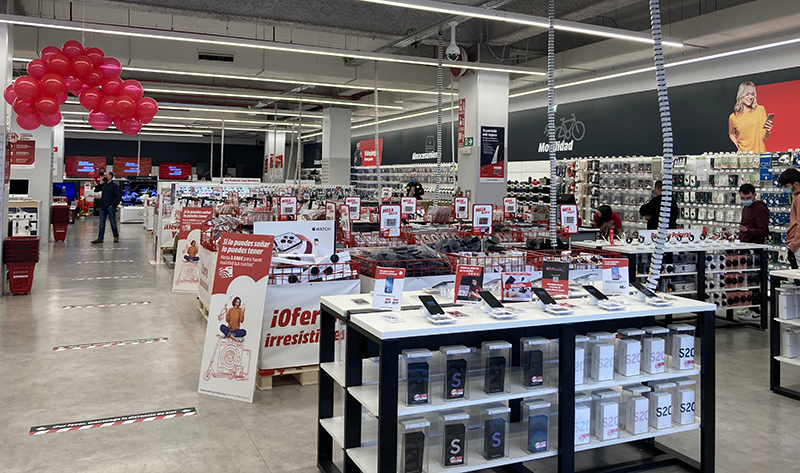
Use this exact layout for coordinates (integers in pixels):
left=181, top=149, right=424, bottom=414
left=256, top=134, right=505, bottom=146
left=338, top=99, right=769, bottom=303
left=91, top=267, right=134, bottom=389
left=728, top=81, right=773, bottom=153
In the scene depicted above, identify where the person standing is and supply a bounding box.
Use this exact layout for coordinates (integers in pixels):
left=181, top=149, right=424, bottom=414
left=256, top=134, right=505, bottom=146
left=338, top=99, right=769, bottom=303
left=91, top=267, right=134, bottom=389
left=728, top=81, right=773, bottom=153
left=91, top=171, right=121, bottom=244
left=405, top=173, right=425, bottom=198
left=737, top=183, right=770, bottom=244
left=781, top=168, right=800, bottom=269
left=639, top=180, right=679, bottom=230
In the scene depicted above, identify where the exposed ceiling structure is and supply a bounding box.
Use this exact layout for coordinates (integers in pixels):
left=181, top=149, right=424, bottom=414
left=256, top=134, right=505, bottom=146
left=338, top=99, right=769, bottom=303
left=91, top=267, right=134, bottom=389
left=5, top=0, right=797, bottom=141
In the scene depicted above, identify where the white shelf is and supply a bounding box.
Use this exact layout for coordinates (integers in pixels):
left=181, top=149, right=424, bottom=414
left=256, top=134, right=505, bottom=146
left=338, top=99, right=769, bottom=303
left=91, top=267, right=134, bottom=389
left=575, top=420, right=700, bottom=452
left=636, top=272, right=697, bottom=278
left=577, top=362, right=700, bottom=391
left=348, top=376, right=559, bottom=417
left=706, top=268, right=760, bottom=274
left=775, top=356, right=800, bottom=368
left=776, top=318, right=800, bottom=327
left=319, top=416, right=379, bottom=447
left=320, top=359, right=380, bottom=387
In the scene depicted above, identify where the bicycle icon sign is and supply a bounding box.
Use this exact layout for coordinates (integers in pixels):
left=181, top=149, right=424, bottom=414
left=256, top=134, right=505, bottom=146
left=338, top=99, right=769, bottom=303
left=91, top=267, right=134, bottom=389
left=543, top=114, right=586, bottom=141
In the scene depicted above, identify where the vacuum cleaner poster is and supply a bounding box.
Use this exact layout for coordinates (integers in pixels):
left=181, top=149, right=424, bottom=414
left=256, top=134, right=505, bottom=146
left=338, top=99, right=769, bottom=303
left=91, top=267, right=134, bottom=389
left=198, top=233, right=274, bottom=403
left=172, top=207, right=213, bottom=293
left=480, top=126, right=505, bottom=182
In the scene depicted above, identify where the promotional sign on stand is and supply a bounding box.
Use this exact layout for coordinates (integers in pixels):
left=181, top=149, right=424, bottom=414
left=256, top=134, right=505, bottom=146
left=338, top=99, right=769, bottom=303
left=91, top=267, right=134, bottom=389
left=254, top=221, right=334, bottom=257
left=401, top=197, right=417, bottom=220
left=339, top=204, right=352, bottom=244
left=454, top=265, right=484, bottom=305
left=454, top=197, right=469, bottom=220
left=381, top=187, right=393, bottom=202
left=380, top=204, right=401, bottom=238
left=197, top=245, right=216, bottom=308
left=373, top=267, right=405, bottom=311
left=172, top=207, right=214, bottom=293
left=601, top=259, right=630, bottom=295
left=542, top=261, right=570, bottom=296
left=503, top=197, right=518, bottom=219
left=479, top=126, right=505, bottom=182
left=325, top=201, right=337, bottom=221
left=472, top=204, right=493, bottom=235
left=198, top=233, right=274, bottom=403
left=278, top=196, right=298, bottom=221
left=559, top=204, right=579, bottom=234
left=501, top=272, right=533, bottom=302
left=345, top=196, right=361, bottom=220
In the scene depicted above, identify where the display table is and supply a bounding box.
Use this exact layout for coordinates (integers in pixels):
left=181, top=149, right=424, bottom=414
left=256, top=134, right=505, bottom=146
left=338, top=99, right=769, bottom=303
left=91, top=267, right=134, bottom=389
left=769, top=269, right=800, bottom=401
left=317, top=293, right=716, bottom=473
left=119, top=205, right=146, bottom=223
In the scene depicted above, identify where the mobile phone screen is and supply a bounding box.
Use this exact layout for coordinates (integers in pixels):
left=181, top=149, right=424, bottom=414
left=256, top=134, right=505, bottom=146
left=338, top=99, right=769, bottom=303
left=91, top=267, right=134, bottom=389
left=582, top=285, right=609, bottom=300
left=632, top=282, right=657, bottom=298
left=478, top=290, right=503, bottom=308
left=532, top=287, right=557, bottom=305
left=419, top=295, right=445, bottom=315
left=384, top=276, right=394, bottom=294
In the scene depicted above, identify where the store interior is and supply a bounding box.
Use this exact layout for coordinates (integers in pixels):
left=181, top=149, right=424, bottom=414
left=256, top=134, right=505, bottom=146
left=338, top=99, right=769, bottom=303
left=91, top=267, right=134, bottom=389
left=3, top=0, right=800, bottom=472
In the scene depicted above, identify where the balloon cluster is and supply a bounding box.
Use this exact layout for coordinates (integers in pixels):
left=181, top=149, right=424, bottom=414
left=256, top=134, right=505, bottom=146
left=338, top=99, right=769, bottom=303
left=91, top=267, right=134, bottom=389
left=3, top=41, right=159, bottom=135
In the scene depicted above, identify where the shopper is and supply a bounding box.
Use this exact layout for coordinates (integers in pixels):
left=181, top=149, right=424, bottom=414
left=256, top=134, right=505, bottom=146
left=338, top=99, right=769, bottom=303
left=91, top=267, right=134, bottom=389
left=220, top=296, right=246, bottom=340
left=593, top=205, right=622, bottom=238
left=737, top=183, right=769, bottom=244
left=405, top=173, right=425, bottom=198
left=728, top=81, right=773, bottom=153
left=780, top=168, right=800, bottom=270
left=91, top=171, right=121, bottom=244
left=639, top=180, right=679, bottom=230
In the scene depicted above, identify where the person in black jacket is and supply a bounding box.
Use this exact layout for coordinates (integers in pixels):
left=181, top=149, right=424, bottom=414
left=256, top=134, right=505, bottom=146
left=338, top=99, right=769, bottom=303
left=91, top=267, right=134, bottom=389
left=91, top=171, right=122, bottom=243
left=639, top=180, right=679, bottom=230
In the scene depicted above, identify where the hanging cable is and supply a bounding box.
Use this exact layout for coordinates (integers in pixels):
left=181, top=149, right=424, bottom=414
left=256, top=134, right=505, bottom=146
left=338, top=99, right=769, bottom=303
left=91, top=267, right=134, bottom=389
left=294, top=102, right=303, bottom=182
left=374, top=61, right=380, bottom=202
left=436, top=28, right=443, bottom=205
left=644, top=0, right=675, bottom=292
left=548, top=0, right=558, bottom=245
left=450, top=79, right=457, bottom=187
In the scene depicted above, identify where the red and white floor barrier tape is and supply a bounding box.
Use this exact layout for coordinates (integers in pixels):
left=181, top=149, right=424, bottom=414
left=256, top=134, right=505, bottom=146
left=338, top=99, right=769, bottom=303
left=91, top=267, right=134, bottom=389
left=53, top=337, right=168, bottom=351
left=62, top=301, right=151, bottom=310
left=75, top=260, right=135, bottom=264
left=29, top=408, right=197, bottom=435
left=72, top=275, right=143, bottom=281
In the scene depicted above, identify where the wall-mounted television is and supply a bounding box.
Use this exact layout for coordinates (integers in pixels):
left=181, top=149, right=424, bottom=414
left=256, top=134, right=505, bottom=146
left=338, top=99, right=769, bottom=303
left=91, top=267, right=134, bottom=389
left=65, top=156, right=106, bottom=178
left=158, top=162, right=192, bottom=180
left=113, top=157, right=152, bottom=177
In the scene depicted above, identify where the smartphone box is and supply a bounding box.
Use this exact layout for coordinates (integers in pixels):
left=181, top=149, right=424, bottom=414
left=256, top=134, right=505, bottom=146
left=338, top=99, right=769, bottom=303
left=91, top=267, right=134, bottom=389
left=779, top=289, right=799, bottom=320
left=591, top=343, right=615, bottom=381
left=574, top=404, right=591, bottom=445
left=649, top=391, right=672, bottom=430
left=675, top=388, right=696, bottom=425
left=782, top=329, right=800, bottom=358
left=643, top=337, right=666, bottom=374
left=672, top=334, right=695, bottom=370
left=626, top=396, right=649, bottom=435
left=617, top=339, right=641, bottom=377
left=575, top=347, right=585, bottom=385
left=595, top=400, right=619, bottom=440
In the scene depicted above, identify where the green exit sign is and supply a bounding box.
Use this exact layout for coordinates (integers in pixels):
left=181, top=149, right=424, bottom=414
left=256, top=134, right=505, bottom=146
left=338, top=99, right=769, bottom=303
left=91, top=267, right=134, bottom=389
left=465, top=137, right=474, bottom=146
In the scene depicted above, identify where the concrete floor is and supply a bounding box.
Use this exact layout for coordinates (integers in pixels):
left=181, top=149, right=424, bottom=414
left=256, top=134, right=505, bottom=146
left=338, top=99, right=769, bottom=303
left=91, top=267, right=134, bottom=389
left=1, top=219, right=799, bottom=472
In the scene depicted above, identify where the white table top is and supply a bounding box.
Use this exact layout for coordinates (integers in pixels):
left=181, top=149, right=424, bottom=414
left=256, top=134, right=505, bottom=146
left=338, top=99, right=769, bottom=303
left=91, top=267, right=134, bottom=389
left=321, top=290, right=456, bottom=318
left=770, top=269, right=800, bottom=279
left=573, top=240, right=767, bottom=254
left=348, top=295, right=715, bottom=340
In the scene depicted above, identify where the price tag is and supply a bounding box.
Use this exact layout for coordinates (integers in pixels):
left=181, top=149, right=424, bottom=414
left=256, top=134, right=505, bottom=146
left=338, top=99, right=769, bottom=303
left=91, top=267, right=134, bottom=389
left=559, top=204, right=578, bottom=234
left=380, top=204, right=401, bottom=238
left=278, top=196, right=297, bottom=221
left=325, top=201, right=337, bottom=220
left=472, top=204, right=493, bottom=235
left=454, top=197, right=469, bottom=220
left=345, top=196, right=361, bottom=221
left=381, top=187, right=393, bottom=202
left=401, top=197, right=417, bottom=219
left=503, top=197, right=517, bottom=219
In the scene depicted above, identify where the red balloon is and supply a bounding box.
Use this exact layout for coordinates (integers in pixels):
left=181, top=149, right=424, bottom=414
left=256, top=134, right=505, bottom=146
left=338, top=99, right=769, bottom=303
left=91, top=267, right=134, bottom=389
left=35, top=95, right=59, bottom=116
left=101, top=77, right=123, bottom=96
left=41, top=73, right=67, bottom=97
left=119, top=117, right=142, bottom=136
left=100, top=57, right=122, bottom=78
left=114, top=95, right=136, bottom=117
left=84, top=69, right=104, bottom=87
left=17, top=114, right=41, bottom=130
left=101, top=95, right=118, bottom=117
left=62, top=40, right=84, bottom=59
left=79, top=87, right=103, bottom=112
left=88, top=111, right=113, bottom=131
left=140, top=115, right=153, bottom=125
left=26, top=59, right=48, bottom=79
left=73, top=84, right=89, bottom=97
left=121, top=80, right=143, bottom=100
left=40, top=46, right=62, bottom=62
left=41, top=111, right=62, bottom=127
left=136, top=97, right=158, bottom=118
left=46, top=54, right=70, bottom=75
left=84, top=47, right=105, bottom=67
left=64, top=74, right=83, bottom=93
left=12, top=98, right=36, bottom=116
left=112, top=117, right=122, bottom=130
left=70, top=55, right=94, bottom=77
left=54, top=91, right=68, bottom=104
left=4, top=83, right=18, bottom=105
left=13, top=76, right=41, bottom=100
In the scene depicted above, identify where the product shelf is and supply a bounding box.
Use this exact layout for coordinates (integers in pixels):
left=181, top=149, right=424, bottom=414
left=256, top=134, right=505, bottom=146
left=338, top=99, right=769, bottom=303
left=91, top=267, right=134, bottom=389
left=574, top=419, right=701, bottom=452
left=775, top=318, right=800, bottom=328
left=635, top=271, right=697, bottom=278
left=774, top=356, right=800, bottom=368
left=576, top=362, right=700, bottom=392
left=320, top=416, right=379, bottom=448
left=320, top=359, right=380, bottom=387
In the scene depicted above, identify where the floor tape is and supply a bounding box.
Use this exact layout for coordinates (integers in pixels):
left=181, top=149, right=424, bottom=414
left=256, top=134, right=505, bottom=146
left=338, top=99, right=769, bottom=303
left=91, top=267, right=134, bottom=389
left=75, top=260, right=135, bottom=264
left=62, top=301, right=151, bottom=310
left=30, top=407, right=197, bottom=435
left=72, top=275, right=143, bottom=281
left=53, top=337, right=168, bottom=351
left=80, top=248, right=131, bottom=250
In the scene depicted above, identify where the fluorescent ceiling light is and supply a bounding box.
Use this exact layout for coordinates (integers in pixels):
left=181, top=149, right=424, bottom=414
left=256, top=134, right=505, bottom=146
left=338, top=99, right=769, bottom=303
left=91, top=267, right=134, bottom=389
left=358, top=0, right=683, bottom=48
left=302, top=105, right=458, bottom=139
left=61, top=111, right=321, bottom=127
left=0, top=13, right=543, bottom=75
left=158, top=104, right=322, bottom=118
left=65, top=123, right=210, bottom=134
left=65, top=128, right=210, bottom=138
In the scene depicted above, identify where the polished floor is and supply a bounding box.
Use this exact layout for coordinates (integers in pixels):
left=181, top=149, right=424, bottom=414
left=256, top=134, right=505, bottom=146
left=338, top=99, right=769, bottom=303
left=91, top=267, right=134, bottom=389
left=1, top=219, right=799, bottom=473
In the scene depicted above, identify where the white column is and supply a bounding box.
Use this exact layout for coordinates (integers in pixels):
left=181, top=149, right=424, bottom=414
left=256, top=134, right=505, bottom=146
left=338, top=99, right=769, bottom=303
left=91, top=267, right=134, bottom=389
left=0, top=21, right=12, bottom=295
left=321, top=106, right=351, bottom=186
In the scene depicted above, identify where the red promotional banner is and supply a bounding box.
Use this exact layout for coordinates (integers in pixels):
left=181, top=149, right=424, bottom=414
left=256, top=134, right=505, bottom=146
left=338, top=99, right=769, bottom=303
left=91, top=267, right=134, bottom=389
left=179, top=207, right=213, bottom=239
left=401, top=197, right=417, bottom=219
left=212, top=234, right=275, bottom=295
left=325, top=201, right=337, bottom=220
left=454, top=265, right=484, bottom=305
left=113, top=157, right=152, bottom=177
left=345, top=196, right=361, bottom=221
left=755, top=80, right=800, bottom=152
left=8, top=140, right=35, bottom=166
left=65, top=156, right=106, bottom=178
left=159, top=162, right=192, bottom=180
left=278, top=197, right=298, bottom=221
left=472, top=204, right=493, bottom=235
left=458, top=98, right=466, bottom=148
left=355, top=138, right=383, bottom=167
left=379, top=204, right=401, bottom=238
left=339, top=203, right=352, bottom=244
left=503, top=197, right=517, bottom=219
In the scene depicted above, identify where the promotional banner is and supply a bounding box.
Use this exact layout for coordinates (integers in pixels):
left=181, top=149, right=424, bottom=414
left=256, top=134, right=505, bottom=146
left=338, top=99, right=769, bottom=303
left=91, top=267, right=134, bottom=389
left=380, top=204, right=401, bottom=238
left=113, top=157, right=152, bottom=177
left=198, top=234, right=274, bottom=403
left=264, top=131, right=286, bottom=180
left=458, top=98, right=466, bottom=148
left=602, top=259, right=630, bottom=295
left=254, top=221, right=335, bottom=257
left=503, top=197, right=517, bottom=219
left=339, top=204, right=352, bottom=244
left=354, top=138, right=383, bottom=167
left=454, top=197, right=469, bottom=220
left=480, top=126, right=505, bottom=182
left=8, top=138, right=35, bottom=167
left=472, top=204, right=493, bottom=235
left=65, top=156, right=106, bottom=178
left=325, top=201, right=337, bottom=220
left=381, top=187, right=393, bottom=202
left=197, top=245, right=216, bottom=308
left=454, top=265, right=484, bottom=305
left=501, top=272, right=532, bottom=302
left=159, top=162, right=191, bottom=180
left=259, top=279, right=359, bottom=370
left=373, top=267, right=405, bottom=311
left=560, top=204, right=579, bottom=234
left=542, top=261, right=570, bottom=296
left=345, top=196, right=361, bottom=220
left=278, top=196, right=298, bottom=221
left=160, top=222, right=180, bottom=249
left=401, top=197, right=417, bottom=219
left=172, top=207, right=214, bottom=293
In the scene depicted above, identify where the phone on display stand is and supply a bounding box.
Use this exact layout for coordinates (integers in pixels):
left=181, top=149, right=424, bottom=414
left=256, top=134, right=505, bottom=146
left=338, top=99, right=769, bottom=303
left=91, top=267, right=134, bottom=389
left=478, top=291, right=504, bottom=308
left=532, top=287, right=557, bottom=306
left=582, top=285, right=609, bottom=301
left=631, top=281, right=657, bottom=298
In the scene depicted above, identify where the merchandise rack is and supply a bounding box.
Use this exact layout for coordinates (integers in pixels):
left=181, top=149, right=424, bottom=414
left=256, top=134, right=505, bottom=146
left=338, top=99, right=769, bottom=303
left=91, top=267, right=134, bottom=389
left=769, top=269, right=800, bottom=401
left=317, top=293, right=716, bottom=473
left=351, top=164, right=457, bottom=201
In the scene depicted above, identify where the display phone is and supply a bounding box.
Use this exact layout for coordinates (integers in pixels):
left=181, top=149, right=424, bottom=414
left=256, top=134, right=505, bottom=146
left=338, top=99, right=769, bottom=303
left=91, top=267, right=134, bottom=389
left=523, top=349, right=544, bottom=388
left=478, top=290, right=504, bottom=308
left=443, top=423, right=466, bottom=466
left=765, top=113, right=775, bottom=127
left=484, top=418, right=506, bottom=460
left=403, top=431, right=426, bottom=473
left=419, top=295, right=445, bottom=315
left=631, top=281, right=657, bottom=298
left=407, top=361, right=429, bottom=405
left=582, top=285, right=609, bottom=300
left=384, top=276, right=395, bottom=294
left=445, top=359, right=468, bottom=400
left=532, top=287, right=557, bottom=305
left=611, top=266, right=620, bottom=280
left=528, top=415, right=549, bottom=452
left=484, top=356, right=506, bottom=394
left=431, top=280, right=450, bottom=289
left=351, top=298, right=369, bottom=305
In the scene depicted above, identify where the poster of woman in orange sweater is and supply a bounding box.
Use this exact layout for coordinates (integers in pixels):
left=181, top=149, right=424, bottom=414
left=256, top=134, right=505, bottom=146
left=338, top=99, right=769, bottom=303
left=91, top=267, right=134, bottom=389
left=728, top=81, right=774, bottom=153
left=183, top=240, right=199, bottom=261
left=220, top=297, right=247, bottom=340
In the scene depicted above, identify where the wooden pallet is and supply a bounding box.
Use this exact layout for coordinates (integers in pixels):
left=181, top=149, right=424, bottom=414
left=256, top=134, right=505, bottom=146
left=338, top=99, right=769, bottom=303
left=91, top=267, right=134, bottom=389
left=197, top=298, right=209, bottom=320
left=256, top=365, right=319, bottom=390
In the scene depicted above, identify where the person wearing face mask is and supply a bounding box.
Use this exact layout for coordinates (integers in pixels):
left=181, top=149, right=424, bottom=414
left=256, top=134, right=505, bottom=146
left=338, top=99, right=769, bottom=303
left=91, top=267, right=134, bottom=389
left=737, top=183, right=769, bottom=244
left=405, top=173, right=425, bottom=198
left=639, top=180, right=679, bottom=230
left=780, top=168, right=800, bottom=269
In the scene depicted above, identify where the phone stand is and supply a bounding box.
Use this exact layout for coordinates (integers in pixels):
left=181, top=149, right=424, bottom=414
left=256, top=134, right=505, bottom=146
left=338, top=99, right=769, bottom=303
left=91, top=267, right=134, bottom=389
left=634, top=290, right=647, bottom=302
left=586, top=295, right=600, bottom=306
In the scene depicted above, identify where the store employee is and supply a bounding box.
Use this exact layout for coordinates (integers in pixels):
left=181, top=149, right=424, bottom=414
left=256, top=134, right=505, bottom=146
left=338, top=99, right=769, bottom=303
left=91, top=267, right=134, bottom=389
left=639, top=180, right=679, bottom=230
left=593, top=205, right=622, bottom=238
left=405, top=173, right=425, bottom=198
left=737, top=183, right=769, bottom=244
